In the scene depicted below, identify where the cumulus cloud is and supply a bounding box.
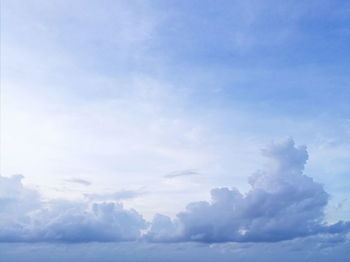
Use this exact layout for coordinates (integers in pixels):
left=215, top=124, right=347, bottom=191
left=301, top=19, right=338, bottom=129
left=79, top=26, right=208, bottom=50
left=34, top=201, right=147, bottom=242
left=145, top=214, right=179, bottom=242
left=1, top=139, right=349, bottom=243
left=147, top=139, right=350, bottom=243
left=0, top=175, right=42, bottom=242
left=0, top=176, right=147, bottom=242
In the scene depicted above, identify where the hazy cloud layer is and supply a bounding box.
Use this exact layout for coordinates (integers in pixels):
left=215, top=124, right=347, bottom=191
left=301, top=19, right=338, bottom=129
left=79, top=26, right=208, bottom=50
left=1, top=139, right=349, bottom=243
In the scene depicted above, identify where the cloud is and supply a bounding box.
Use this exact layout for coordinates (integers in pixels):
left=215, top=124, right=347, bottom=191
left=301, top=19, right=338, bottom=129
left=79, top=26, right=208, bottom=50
left=148, top=139, right=350, bottom=243
left=64, top=178, right=91, bottom=186
left=164, top=169, right=199, bottom=179
left=34, top=201, right=147, bottom=242
left=1, top=139, right=349, bottom=243
left=0, top=176, right=147, bottom=242
left=0, top=175, right=42, bottom=242
left=0, top=175, right=40, bottom=218
left=145, top=214, right=179, bottom=242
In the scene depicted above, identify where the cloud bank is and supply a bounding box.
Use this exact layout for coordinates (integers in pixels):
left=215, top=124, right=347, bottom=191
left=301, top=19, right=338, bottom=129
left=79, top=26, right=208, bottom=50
left=0, top=176, right=146, bottom=242
left=0, top=139, right=349, bottom=243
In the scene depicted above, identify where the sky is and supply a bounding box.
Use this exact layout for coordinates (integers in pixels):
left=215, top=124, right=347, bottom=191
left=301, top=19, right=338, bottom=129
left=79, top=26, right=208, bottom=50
left=0, top=0, right=350, bottom=261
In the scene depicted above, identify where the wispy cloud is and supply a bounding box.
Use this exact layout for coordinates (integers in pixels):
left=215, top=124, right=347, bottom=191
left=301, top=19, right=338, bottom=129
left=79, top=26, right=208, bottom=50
left=164, top=169, right=199, bottom=179
left=64, top=178, right=91, bottom=186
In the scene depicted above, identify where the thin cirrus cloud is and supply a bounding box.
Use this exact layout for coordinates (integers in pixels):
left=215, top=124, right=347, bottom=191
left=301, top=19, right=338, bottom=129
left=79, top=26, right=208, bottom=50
left=0, top=139, right=349, bottom=243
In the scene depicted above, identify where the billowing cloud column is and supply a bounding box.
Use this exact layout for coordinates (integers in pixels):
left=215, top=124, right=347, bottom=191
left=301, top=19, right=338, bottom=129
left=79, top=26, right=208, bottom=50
left=149, top=139, right=350, bottom=242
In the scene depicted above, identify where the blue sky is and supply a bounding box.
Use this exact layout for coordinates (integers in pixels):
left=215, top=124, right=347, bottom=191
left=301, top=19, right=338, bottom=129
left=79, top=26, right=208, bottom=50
left=1, top=0, right=350, bottom=261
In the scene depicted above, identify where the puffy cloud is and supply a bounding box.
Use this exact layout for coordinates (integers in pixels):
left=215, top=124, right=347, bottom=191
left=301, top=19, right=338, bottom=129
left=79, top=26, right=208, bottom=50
left=34, top=201, right=147, bottom=242
left=0, top=176, right=147, bottom=242
left=0, top=175, right=41, bottom=215
left=148, top=139, right=350, bottom=242
left=0, top=175, right=42, bottom=241
left=1, top=139, right=349, bottom=243
left=145, top=214, right=179, bottom=242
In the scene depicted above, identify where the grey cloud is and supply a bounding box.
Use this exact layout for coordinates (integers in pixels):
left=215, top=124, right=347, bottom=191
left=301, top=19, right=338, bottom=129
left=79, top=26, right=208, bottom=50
left=0, top=175, right=41, bottom=223
left=0, top=176, right=147, bottom=242
left=164, top=169, right=199, bottom=179
left=35, top=202, right=147, bottom=242
left=147, top=139, right=350, bottom=243
left=1, top=139, right=349, bottom=244
left=145, top=214, right=179, bottom=242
